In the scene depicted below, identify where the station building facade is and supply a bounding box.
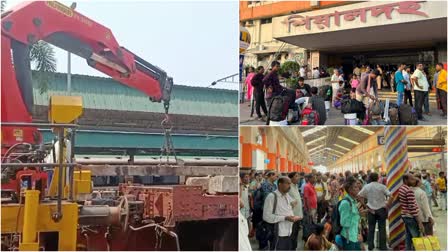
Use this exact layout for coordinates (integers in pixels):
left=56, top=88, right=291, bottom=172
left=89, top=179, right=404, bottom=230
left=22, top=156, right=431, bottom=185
left=240, top=1, right=447, bottom=72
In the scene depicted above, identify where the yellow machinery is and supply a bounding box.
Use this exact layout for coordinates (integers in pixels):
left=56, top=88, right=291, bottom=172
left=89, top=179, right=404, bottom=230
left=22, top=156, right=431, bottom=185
left=1, top=96, right=109, bottom=250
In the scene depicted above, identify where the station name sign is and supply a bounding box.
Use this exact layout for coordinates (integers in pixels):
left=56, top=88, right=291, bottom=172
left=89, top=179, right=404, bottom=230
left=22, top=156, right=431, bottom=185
left=283, top=1, right=429, bottom=31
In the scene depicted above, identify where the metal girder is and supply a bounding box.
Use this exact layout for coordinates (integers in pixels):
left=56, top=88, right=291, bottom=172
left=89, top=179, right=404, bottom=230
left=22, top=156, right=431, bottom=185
left=82, top=164, right=238, bottom=176
left=407, top=139, right=446, bottom=146
left=407, top=147, right=445, bottom=153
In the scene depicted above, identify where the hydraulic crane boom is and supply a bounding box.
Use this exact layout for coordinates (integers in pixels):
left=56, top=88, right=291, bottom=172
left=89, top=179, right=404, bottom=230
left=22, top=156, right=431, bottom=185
left=1, top=1, right=173, bottom=149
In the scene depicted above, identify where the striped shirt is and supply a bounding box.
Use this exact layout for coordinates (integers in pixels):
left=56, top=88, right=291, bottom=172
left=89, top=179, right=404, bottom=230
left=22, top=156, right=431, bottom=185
left=398, top=184, right=419, bottom=218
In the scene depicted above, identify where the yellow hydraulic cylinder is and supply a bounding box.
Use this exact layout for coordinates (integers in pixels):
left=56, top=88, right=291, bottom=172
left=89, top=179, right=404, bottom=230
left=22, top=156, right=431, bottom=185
left=19, top=190, right=40, bottom=251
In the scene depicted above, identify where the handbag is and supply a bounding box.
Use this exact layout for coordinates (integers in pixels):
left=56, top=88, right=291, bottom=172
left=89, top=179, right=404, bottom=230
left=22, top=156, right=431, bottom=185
left=412, top=235, right=441, bottom=251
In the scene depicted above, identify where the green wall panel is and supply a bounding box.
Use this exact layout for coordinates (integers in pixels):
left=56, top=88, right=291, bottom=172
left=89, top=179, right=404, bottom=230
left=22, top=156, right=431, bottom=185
left=32, top=72, right=238, bottom=117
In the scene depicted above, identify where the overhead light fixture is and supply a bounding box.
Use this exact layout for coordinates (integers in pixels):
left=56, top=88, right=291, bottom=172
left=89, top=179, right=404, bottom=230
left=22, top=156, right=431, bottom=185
left=325, top=150, right=342, bottom=157
left=325, top=148, right=345, bottom=156
left=310, top=150, right=324, bottom=156
left=306, top=136, right=326, bottom=146
left=308, top=144, right=325, bottom=153
left=302, top=126, right=327, bottom=137
left=338, top=136, right=360, bottom=145
left=334, top=144, right=350, bottom=151
left=352, top=126, right=375, bottom=135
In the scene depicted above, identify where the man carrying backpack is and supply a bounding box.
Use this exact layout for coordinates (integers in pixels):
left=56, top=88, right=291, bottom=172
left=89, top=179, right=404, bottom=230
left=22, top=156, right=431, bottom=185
left=357, top=172, right=391, bottom=251
left=309, top=87, right=327, bottom=125
left=263, top=177, right=301, bottom=250
left=254, top=171, right=278, bottom=249
left=263, top=61, right=283, bottom=98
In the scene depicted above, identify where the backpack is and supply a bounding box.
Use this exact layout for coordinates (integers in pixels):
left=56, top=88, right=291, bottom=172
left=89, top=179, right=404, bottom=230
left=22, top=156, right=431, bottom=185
left=320, top=85, right=332, bottom=101
left=301, top=107, right=319, bottom=125
left=389, top=107, right=400, bottom=125
left=288, top=103, right=299, bottom=123
left=370, top=100, right=384, bottom=116
left=331, top=198, right=352, bottom=237
left=399, top=103, right=418, bottom=125
left=255, top=192, right=278, bottom=244
left=267, top=95, right=290, bottom=123
left=341, top=99, right=352, bottom=114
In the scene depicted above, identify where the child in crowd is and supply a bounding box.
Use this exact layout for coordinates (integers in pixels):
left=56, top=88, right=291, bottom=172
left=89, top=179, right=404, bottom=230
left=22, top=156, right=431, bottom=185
left=351, top=74, right=360, bottom=89
left=333, top=81, right=345, bottom=109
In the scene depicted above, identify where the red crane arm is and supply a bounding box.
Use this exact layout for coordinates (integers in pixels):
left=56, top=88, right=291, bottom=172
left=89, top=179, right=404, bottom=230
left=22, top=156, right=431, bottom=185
left=1, top=1, right=173, bottom=149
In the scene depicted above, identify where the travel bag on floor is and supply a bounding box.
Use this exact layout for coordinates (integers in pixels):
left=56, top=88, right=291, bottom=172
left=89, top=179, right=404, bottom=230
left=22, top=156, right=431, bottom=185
left=399, top=103, right=418, bottom=125
left=301, top=107, right=319, bottom=125
left=412, top=235, right=441, bottom=251
left=267, top=94, right=290, bottom=125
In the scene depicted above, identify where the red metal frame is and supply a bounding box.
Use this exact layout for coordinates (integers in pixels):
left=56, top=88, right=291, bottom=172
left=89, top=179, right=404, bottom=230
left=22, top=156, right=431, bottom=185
left=1, top=167, right=47, bottom=188
left=119, top=184, right=238, bottom=226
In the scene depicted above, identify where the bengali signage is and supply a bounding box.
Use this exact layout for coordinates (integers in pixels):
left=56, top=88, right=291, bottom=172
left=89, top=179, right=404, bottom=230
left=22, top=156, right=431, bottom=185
left=283, top=1, right=429, bottom=31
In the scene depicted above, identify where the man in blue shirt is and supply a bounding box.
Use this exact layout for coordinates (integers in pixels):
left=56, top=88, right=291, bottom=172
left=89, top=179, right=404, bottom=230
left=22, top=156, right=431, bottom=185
left=422, top=174, right=433, bottom=214
left=395, top=63, right=407, bottom=106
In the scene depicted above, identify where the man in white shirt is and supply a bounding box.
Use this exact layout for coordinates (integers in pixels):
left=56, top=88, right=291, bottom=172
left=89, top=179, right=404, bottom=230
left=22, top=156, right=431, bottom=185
left=358, top=172, right=391, bottom=251
left=300, top=66, right=306, bottom=79
left=239, top=200, right=253, bottom=251
left=331, top=69, right=343, bottom=107
left=240, top=173, right=251, bottom=220
left=288, top=172, right=304, bottom=250
left=312, top=67, right=320, bottom=79
left=412, top=178, right=434, bottom=236
left=263, top=177, right=301, bottom=250
left=411, top=63, right=430, bottom=121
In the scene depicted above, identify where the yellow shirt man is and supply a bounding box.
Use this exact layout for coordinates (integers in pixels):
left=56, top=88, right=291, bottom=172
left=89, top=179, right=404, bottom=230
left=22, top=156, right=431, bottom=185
left=437, top=69, right=447, bottom=92
left=436, top=176, right=447, bottom=191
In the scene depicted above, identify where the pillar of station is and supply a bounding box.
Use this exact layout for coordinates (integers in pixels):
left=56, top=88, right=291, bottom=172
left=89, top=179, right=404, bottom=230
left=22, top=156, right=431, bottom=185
left=436, top=42, right=447, bottom=64
left=384, top=127, right=409, bottom=250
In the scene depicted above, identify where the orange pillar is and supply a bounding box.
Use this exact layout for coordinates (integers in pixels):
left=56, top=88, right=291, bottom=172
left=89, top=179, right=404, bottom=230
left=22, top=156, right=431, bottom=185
left=288, top=160, right=292, bottom=172
left=241, top=143, right=252, bottom=168
left=280, top=158, right=287, bottom=173
left=267, top=153, right=276, bottom=170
